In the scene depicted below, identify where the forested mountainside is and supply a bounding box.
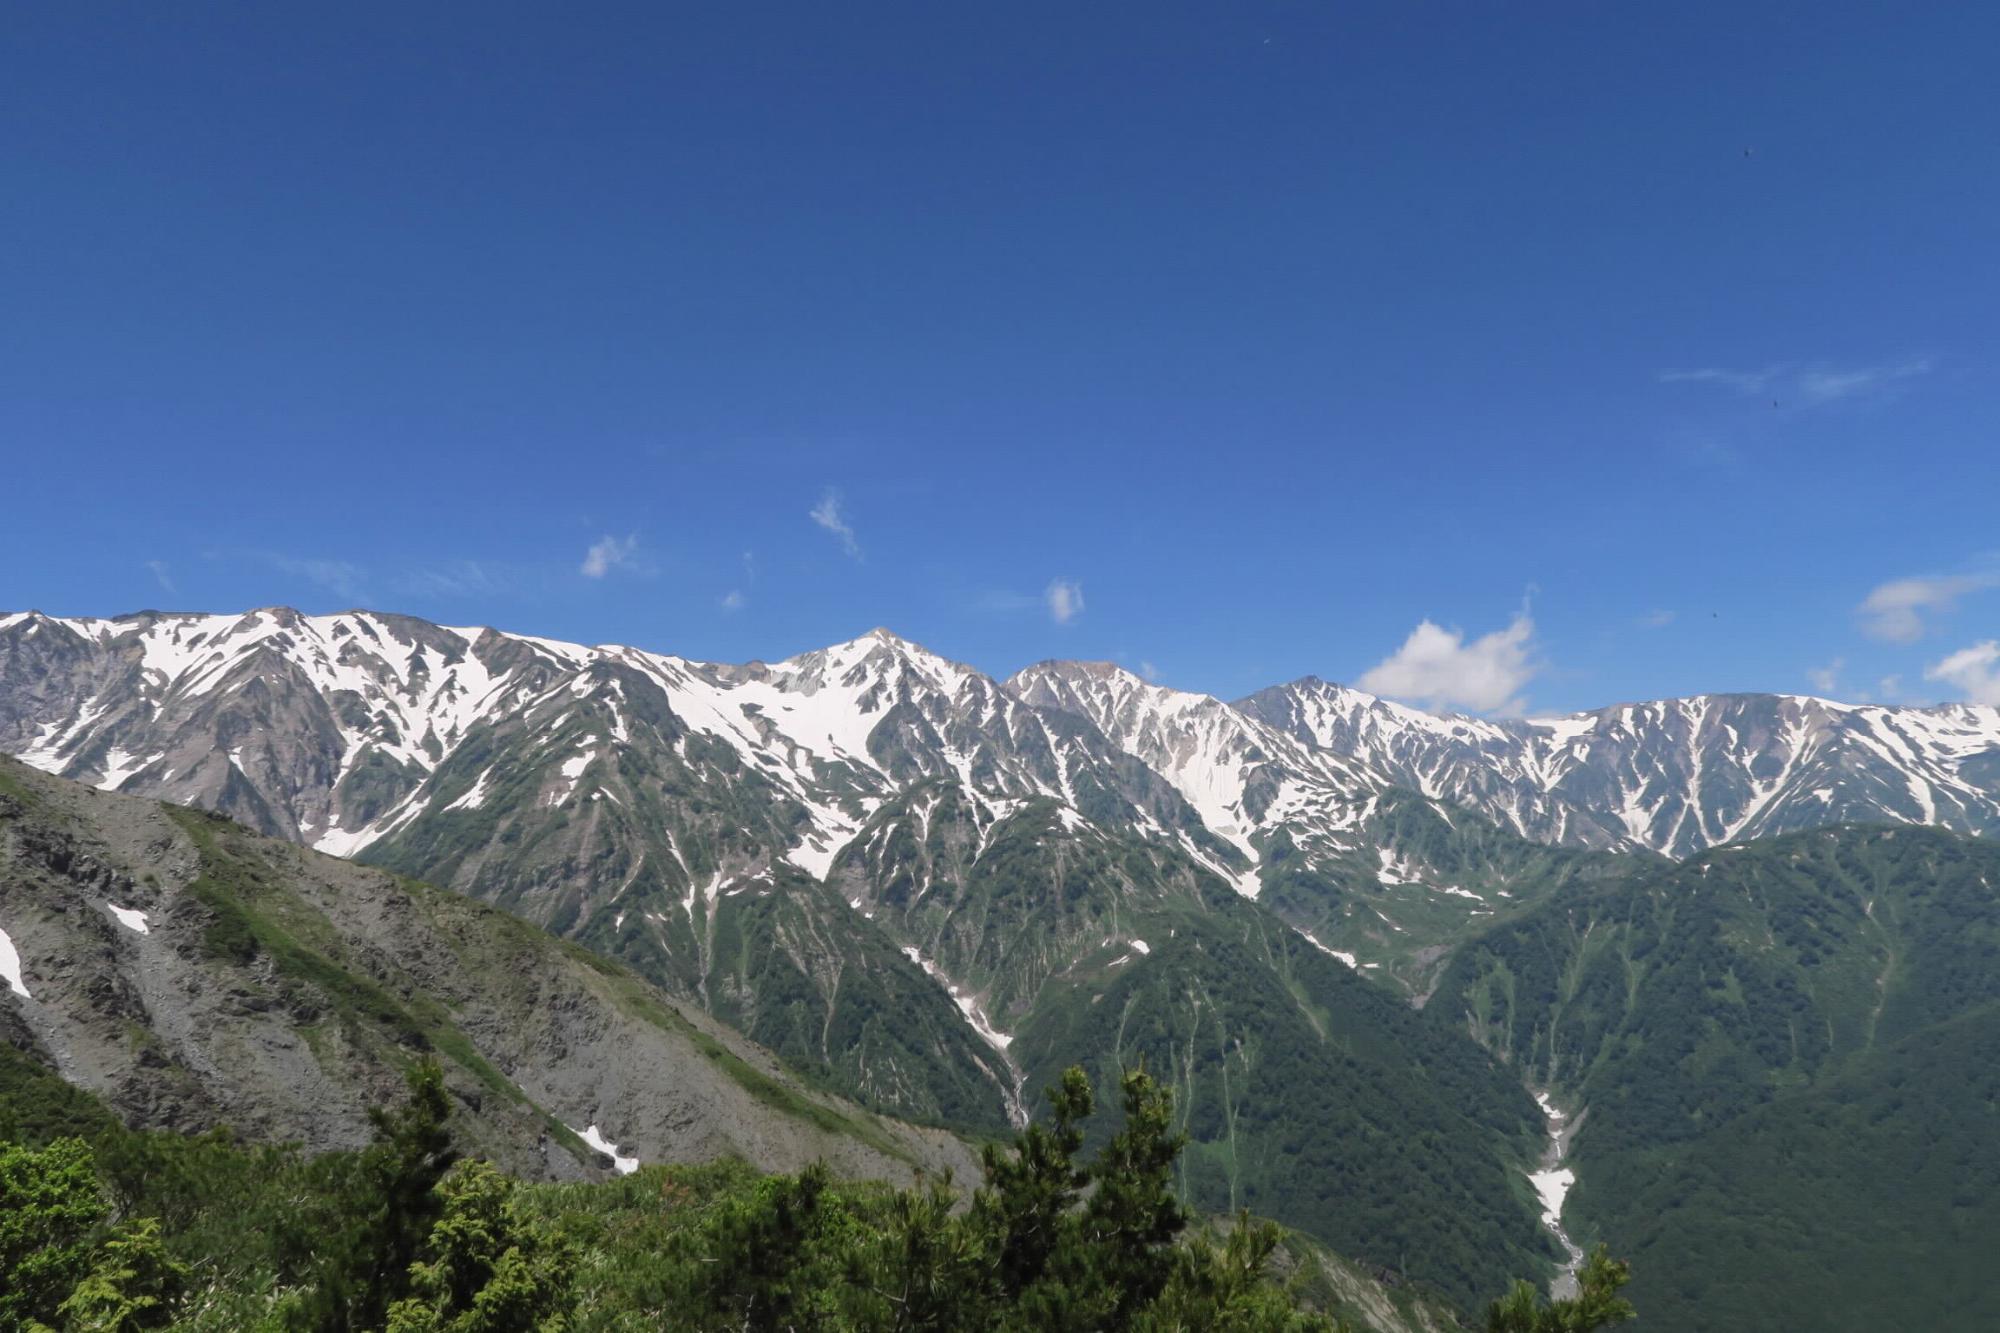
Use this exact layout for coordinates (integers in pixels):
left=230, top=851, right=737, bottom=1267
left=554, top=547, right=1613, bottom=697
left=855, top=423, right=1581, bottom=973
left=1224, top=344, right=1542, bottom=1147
left=1426, top=823, right=2000, bottom=1328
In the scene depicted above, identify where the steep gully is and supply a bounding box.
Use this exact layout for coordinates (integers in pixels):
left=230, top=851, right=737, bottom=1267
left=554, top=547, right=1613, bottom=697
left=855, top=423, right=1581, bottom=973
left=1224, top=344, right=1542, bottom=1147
left=1529, top=1091, right=1584, bottom=1298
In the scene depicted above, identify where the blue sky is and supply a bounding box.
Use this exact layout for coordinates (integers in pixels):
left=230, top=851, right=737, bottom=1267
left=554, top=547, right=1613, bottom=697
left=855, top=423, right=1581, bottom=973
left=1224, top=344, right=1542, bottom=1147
left=4, top=3, right=1996, bottom=713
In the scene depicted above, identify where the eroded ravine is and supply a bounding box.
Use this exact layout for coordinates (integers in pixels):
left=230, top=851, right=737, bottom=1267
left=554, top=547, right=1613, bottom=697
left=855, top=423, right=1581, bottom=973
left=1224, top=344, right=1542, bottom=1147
left=1528, top=1090, right=1584, bottom=1298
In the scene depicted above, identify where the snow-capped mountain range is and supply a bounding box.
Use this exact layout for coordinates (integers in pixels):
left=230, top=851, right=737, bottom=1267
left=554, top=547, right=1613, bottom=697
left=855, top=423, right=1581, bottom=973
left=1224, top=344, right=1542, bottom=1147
left=1237, top=675, right=2000, bottom=856
left=5, top=606, right=1997, bottom=884
left=6, top=604, right=1999, bottom=1286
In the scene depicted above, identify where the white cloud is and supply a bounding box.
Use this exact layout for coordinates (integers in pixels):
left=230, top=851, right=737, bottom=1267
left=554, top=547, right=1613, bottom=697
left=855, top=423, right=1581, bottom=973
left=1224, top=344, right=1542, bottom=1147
left=1637, top=609, right=1675, bottom=629
left=1797, top=356, right=1934, bottom=405
left=1806, top=658, right=1844, bottom=695
left=720, top=589, right=746, bottom=611
left=146, top=560, right=175, bottom=595
left=1925, top=641, right=2000, bottom=706
left=1878, top=674, right=1903, bottom=700
left=810, top=490, right=860, bottom=558
left=1045, top=578, right=1085, bottom=625
left=580, top=534, right=639, bottom=579
left=1660, top=355, right=1933, bottom=407
left=1659, top=365, right=1786, bottom=395
left=1356, top=613, right=1539, bottom=715
left=1138, top=660, right=1160, bottom=681
left=1857, top=570, right=2000, bottom=642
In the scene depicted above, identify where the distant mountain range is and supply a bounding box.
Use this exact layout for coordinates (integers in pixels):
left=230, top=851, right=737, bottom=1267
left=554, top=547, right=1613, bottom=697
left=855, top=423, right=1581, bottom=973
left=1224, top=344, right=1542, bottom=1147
left=7, top=609, right=1994, bottom=871
left=5, top=605, right=2000, bottom=1315
left=1237, top=674, right=2000, bottom=855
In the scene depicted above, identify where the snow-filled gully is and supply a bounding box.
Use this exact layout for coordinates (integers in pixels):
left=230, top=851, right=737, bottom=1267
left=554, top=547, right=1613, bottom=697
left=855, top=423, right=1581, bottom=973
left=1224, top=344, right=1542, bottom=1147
left=1528, top=1091, right=1584, bottom=1298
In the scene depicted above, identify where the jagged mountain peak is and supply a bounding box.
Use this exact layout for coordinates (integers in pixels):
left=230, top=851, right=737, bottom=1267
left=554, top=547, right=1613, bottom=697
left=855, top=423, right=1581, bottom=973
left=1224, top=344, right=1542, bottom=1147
left=775, top=627, right=979, bottom=693
left=1008, top=658, right=1234, bottom=718
left=1009, top=658, right=1141, bottom=684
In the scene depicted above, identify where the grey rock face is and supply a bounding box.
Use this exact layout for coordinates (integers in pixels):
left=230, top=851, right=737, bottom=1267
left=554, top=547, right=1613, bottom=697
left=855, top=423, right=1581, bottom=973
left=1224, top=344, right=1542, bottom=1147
left=0, top=756, right=976, bottom=1186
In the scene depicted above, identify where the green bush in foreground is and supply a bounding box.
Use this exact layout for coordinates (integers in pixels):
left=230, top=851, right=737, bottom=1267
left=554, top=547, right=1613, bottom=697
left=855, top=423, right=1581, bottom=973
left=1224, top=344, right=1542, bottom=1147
left=0, top=1137, right=108, bottom=1329
left=1484, top=1248, right=1634, bottom=1333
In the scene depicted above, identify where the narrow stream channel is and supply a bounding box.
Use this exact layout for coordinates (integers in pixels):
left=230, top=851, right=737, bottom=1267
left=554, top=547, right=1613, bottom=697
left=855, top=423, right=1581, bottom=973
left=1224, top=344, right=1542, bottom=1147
left=1528, top=1091, right=1584, bottom=1299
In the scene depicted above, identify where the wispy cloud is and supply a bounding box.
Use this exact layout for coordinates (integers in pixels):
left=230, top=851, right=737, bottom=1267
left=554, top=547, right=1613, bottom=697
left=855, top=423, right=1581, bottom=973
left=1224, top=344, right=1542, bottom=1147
left=1045, top=578, right=1085, bottom=625
left=971, top=589, right=1040, bottom=614
left=1659, top=365, right=1787, bottom=395
left=1857, top=567, right=2000, bottom=642
left=1660, top=355, right=1934, bottom=407
left=146, top=560, right=176, bottom=596
left=1797, top=356, right=1934, bottom=405
left=262, top=555, right=368, bottom=602
left=398, top=560, right=503, bottom=599
left=1806, top=658, right=1844, bottom=696
left=810, top=489, right=860, bottom=559
left=580, top=534, right=639, bottom=579
left=1138, top=660, right=1161, bottom=682
left=1637, top=609, right=1675, bottom=629
left=720, top=550, right=755, bottom=612
left=1925, top=641, right=2000, bottom=706
left=1357, top=612, right=1540, bottom=715
left=236, top=549, right=537, bottom=606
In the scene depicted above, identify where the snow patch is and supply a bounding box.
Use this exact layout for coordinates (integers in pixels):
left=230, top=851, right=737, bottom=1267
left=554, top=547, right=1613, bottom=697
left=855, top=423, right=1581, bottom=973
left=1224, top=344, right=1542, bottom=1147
left=899, top=945, right=1014, bottom=1051
left=0, top=925, right=28, bottom=998
left=106, top=904, right=150, bottom=935
left=444, top=769, right=493, bottom=812
left=570, top=1123, right=639, bottom=1175
left=1292, top=927, right=1358, bottom=969
left=98, top=747, right=147, bottom=791
left=1529, top=1165, right=1576, bottom=1228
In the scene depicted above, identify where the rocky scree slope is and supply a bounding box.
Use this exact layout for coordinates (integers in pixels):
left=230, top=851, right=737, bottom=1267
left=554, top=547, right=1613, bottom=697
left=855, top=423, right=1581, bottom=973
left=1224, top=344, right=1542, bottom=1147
left=0, top=754, right=976, bottom=1188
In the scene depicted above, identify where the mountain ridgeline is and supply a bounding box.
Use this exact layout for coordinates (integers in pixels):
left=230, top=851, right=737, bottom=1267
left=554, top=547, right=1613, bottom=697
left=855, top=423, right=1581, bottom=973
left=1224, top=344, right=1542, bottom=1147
left=5, top=606, right=2000, bottom=1326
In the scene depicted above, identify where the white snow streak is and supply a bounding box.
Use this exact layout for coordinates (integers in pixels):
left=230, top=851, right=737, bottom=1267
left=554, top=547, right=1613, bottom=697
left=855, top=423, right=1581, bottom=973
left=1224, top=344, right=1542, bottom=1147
left=0, top=925, right=29, bottom=998
left=571, top=1123, right=639, bottom=1175
left=106, top=904, right=150, bottom=934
